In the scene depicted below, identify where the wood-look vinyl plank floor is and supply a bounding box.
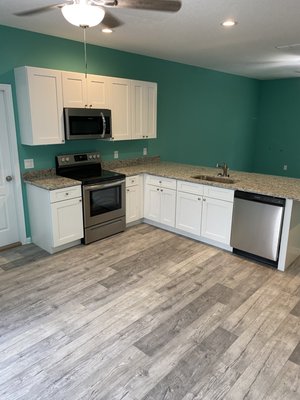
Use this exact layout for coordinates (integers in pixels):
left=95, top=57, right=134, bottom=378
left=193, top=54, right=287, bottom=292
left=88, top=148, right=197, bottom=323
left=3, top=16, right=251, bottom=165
left=1, top=224, right=300, bottom=399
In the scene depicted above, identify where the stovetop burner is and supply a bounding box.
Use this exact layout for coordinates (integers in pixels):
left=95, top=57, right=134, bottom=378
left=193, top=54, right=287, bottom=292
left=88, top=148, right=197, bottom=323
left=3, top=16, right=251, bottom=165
left=55, top=152, right=125, bottom=185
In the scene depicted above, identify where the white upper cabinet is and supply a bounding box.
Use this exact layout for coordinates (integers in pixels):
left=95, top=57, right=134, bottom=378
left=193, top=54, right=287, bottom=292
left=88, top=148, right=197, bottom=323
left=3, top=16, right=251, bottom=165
left=15, top=66, right=157, bottom=144
left=131, top=80, right=157, bottom=139
left=14, top=66, right=64, bottom=145
left=62, top=71, right=109, bottom=109
left=108, top=77, right=132, bottom=140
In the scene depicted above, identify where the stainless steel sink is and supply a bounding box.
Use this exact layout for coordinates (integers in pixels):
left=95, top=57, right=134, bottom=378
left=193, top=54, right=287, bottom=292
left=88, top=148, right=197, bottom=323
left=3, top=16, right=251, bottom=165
left=191, top=174, right=236, bottom=184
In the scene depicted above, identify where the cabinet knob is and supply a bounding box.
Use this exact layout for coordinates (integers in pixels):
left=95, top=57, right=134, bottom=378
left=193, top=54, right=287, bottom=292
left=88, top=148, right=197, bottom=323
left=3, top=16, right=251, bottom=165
left=89, top=104, right=92, bottom=108
left=79, top=199, right=82, bottom=202
left=203, top=198, right=206, bottom=201
left=127, top=189, right=129, bottom=192
left=198, top=197, right=201, bottom=201
left=6, top=175, right=13, bottom=182
left=161, top=189, right=163, bottom=192
left=157, top=188, right=159, bottom=191
left=85, top=104, right=88, bottom=108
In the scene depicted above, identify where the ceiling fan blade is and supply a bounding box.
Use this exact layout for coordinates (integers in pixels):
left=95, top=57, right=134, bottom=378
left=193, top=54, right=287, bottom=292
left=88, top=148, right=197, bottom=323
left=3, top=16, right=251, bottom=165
left=113, top=0, right=181, bottom=12
left=14, top=3, right=68, bottom=17
left=101, top=11, right=123, bottom=28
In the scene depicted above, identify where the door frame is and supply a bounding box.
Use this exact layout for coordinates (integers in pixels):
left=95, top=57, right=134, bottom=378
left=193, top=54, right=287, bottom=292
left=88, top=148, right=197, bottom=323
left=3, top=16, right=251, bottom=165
left=0, top=84, right=26, bottom=245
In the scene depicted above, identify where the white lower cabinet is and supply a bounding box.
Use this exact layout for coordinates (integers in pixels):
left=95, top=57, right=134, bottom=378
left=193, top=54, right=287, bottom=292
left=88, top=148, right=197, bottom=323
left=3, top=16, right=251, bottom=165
left=175, top=180, right=233, bottom=246
left=26, top=184, right=83, bottom=254
left=176, top=191, right=202, bottom=235
left=201, top=196, right=233, bottom=244
left=126, top=175, right=143, bottom=224
left=144, top=175, right=176, bottom=227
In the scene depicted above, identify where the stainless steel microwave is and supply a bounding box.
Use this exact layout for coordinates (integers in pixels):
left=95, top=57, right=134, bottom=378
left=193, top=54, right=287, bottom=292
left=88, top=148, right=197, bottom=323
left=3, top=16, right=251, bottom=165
left=64, top=108, right=112, bottom=140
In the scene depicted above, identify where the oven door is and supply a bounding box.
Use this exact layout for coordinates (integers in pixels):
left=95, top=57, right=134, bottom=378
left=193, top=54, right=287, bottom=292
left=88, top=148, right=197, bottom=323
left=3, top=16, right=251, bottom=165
left=83, top=180, right=125, bottom=228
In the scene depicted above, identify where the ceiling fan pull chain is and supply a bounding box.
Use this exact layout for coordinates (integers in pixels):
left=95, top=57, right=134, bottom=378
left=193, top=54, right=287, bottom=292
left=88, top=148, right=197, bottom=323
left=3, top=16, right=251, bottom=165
left=83, top=26, right=88, bottom=78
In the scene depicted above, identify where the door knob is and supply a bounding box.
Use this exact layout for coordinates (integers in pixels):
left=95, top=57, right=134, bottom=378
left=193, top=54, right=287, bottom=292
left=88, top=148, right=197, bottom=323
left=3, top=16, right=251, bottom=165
left=6, top=176, right=13, bottom=182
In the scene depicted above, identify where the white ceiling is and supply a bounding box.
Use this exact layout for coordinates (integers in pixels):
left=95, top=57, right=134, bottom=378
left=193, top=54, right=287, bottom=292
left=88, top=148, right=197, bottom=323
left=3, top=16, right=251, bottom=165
left=1, top=0, right=300, bottom=79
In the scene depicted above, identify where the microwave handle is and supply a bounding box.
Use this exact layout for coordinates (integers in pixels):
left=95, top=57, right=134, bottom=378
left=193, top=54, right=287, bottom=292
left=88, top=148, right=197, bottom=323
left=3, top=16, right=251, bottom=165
left=100, top=112, right=106, bottom=138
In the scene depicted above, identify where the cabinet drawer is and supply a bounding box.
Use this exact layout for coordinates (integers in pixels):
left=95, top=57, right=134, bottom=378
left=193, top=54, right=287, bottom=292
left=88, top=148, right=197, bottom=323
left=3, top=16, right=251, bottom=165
left=126, top=175, right=140, bottom=187
left=177, top=180, right=204, bottom=195
left=146, top=175, right=176, bottom=190
left=50, top=185, right=82, bottom=203
left=203, top=185, right=234, bottom=202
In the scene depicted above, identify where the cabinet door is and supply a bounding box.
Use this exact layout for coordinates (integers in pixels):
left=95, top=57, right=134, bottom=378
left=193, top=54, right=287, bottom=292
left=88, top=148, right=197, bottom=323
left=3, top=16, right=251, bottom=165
left=126, top=185, right=141, bottom=224
left=160, top=188, right=176, bottom=227
left=144, top=185, right=161, bottom=223
left=109, top=78, right=131, bottom=140
left=15, top=67, right=64, bottom=145
left=201, top=197, right=233, bottom=245
left=62, top=72, right=87, bottom=108
left=176, top=191, right=202, bottom=235
left=87, top=74, right=109, bottom=108
left=51, top=198, right=83, bottom=247
left=131, top=80, right=157, bottom=139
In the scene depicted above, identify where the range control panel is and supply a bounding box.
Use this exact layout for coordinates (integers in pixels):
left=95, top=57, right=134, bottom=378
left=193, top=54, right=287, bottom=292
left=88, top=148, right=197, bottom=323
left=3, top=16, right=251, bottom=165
left=56, top=152, right=101, bottom=167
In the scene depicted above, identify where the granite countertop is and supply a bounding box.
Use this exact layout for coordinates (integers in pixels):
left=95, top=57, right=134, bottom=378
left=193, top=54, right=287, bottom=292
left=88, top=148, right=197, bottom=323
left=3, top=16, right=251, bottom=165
left=110, top=161, right=300, bottom=201
left=22, top=160, right=300, bottom=200
left=23, top=169, right=81, bottom=190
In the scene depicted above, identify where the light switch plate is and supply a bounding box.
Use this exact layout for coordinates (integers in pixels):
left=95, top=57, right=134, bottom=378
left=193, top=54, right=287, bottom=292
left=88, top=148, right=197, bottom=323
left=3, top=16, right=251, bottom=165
left=143, top=147, right=147, bottom=156
left=24, top=159, right=34, bottom=169
left=114, top=151, right=119, bottom=159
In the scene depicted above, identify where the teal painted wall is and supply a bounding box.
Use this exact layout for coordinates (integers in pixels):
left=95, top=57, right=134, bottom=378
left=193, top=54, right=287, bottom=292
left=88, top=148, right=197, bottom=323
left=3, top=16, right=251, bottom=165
left=148, top=65, right=259, bottom=170
left=253, top=78, right=300, bottom=178
left=0, top=25, right=259, bottom=237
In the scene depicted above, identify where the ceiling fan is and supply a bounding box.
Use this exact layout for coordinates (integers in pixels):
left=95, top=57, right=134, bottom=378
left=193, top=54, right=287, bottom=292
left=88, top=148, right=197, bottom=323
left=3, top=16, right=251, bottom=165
left=14, top=0, right=182, bottom=29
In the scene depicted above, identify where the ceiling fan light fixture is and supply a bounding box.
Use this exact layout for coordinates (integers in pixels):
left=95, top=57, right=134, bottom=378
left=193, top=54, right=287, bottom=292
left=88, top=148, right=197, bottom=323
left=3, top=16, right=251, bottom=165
left=61, top=3, right=105, bottom=27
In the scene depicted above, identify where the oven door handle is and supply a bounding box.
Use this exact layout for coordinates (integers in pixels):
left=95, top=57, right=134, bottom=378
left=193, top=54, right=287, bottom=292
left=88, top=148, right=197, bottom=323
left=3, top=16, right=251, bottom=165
left=83, top=180, right=125, bottom=192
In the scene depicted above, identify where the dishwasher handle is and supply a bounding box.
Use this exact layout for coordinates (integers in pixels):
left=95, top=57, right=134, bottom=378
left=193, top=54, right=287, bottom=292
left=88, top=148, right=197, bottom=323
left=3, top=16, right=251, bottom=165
left=234, top=190, right=285, bottom=207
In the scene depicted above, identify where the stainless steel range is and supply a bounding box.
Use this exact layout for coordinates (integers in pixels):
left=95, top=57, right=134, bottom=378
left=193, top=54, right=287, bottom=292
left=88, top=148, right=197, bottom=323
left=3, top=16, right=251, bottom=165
left=56, top=152, right=126, bottom=244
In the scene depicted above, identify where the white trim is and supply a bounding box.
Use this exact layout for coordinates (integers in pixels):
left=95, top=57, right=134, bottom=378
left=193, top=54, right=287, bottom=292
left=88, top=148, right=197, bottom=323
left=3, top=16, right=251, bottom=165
left=143, top=218, right=233, bottom=252
left=0, top=84, right=27, bottom=245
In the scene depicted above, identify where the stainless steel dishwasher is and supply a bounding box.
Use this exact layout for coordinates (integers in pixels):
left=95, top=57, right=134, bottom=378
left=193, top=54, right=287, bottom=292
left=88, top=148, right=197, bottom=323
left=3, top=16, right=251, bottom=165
left=230, top=190, right=285, bottom=266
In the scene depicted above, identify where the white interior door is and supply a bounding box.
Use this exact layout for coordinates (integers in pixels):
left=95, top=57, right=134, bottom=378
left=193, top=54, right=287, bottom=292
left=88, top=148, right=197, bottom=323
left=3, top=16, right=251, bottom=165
left=0, top=85, right=24, bottom=247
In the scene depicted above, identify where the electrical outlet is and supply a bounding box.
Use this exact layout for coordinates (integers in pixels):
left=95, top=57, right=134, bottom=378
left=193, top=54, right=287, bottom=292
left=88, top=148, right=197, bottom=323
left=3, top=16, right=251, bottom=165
left=283, top=164, right=288, bottom=171
left=143, top=147, right=147, bottom=156
left=24, top=159, right=34, bottom=169
left=114, top=151, right=119, bottom=159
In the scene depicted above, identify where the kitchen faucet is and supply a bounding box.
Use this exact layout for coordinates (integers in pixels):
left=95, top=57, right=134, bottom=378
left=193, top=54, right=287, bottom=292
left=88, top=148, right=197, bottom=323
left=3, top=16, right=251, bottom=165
left=216, top=162, right=229, bottom=177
